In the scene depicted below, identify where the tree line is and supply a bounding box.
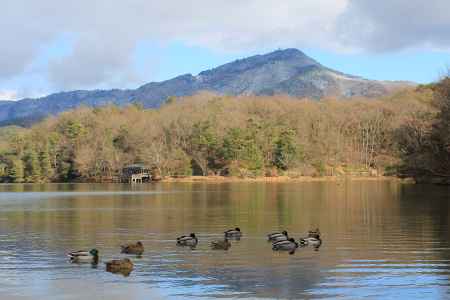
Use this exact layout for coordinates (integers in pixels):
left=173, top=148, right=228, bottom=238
left=0, top=78, right=448, bottom=183
left=395, top=78, right=450, bottom=182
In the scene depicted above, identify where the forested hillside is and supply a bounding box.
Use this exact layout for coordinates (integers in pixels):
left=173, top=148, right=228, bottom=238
left=0, top=80, right=447, bottom=183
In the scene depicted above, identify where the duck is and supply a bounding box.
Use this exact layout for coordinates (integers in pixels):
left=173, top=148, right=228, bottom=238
left=120, top=241, right=144, bottom=255
left=307, top=228, right=321, bottom=239
left=224, top=227, right=242, bottom=238
left=272, top=238, right=299, bottom=254
left=105, top=258, right=134, bottom=275
left=68, top=249, right=99, bottom=264
left=267, top=230, right=289, bottom=243
left=211, top=238, right=231, bottom=250
left=177, top=233, right=198, bottom=247
left=300, top=236, right=322, bottom=249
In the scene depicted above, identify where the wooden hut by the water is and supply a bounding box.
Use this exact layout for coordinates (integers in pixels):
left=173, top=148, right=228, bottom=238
left=121, top=164, right=151, bottom=183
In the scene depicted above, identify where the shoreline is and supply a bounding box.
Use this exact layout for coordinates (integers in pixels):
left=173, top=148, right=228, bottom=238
left=0, top=175, right=417, bottom=185
left=158, top=175, right=413, bottom=183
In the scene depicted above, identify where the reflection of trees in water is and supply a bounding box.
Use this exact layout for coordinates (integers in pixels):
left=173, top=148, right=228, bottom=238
left=0, top=181, right=434, bottom=248
left=1, top=182, right=450, bottom=298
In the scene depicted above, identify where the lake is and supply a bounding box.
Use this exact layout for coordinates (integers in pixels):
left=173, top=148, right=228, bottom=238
left=0, top=181, right=449, bottom=299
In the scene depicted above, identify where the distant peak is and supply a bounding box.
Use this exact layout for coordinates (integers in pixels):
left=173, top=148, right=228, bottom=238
left=197, top=48, right=318, bottom=78
left=270, top=48, right=305, bottom=55
left=263, top=48, right=308, bottom=59
left=255, top=48, right=320, bottom=67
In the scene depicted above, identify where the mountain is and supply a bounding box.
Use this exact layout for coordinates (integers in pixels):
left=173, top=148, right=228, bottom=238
left=0, top=49, right=412, bottom=126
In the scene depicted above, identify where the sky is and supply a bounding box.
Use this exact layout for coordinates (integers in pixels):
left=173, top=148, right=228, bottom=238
left=1, top=0, right=450, bottom=100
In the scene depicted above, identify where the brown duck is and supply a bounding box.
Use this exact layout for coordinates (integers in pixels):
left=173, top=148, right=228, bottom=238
left=121, top=241, right=144, bottom=255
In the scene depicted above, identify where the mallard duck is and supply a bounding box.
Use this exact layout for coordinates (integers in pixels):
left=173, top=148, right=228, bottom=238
left=272, top=238, right=299, bottom=253
left=105, top=258, right=134, bottom=274
left=68, top=249, right=99, bottom=264
left=177, top=233, right=198, bottom=247
left=307, top=228, right=321, bottom=239
left=267, top=230, right=289, bottom=242
left=120, top=241, right=144, bottom=255
left=224, top=227, right=242, bottom=238
left=211, top=238, right=231, bottom=250
left=299, top=238, right=308, bottom=246
left=300, top=236, right=322, bottom=248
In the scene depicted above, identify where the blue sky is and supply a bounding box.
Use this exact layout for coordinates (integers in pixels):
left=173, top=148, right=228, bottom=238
left=1, top=0, right=450, bottom=100
left=142, top=44, right=448, bottom=84
left=2, top=43, right=448, bottom=100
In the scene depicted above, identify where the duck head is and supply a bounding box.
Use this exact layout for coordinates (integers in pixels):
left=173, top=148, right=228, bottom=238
left=137, top=241, right=143, bottom=246
left=90, top=249, right=99, bottom=256
left=282, top=230, right=288, bottom=236
left=235, top=227, right=241, bottom=232
left=190, top=233, right=196, bottom=238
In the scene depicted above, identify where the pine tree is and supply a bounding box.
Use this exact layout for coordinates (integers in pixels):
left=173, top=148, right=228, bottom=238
left=222, top=127, right=264, bottom=174
left=273, top=128, right=298, bottom=170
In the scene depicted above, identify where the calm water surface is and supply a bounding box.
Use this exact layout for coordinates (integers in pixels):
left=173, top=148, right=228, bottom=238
left=0, top=181, right=449, bottom=299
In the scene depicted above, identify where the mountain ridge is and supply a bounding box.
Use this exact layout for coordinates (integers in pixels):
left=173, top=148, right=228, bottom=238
left=0, top=48, right=414, bottom=126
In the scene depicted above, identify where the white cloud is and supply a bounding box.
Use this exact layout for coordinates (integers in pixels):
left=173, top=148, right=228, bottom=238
left=0, top=90, right=18, bottom=101
left=0, top=0, right=347, bottom=90
left=1, top=0, right=450, bottom=93
left=336, top=0, right=450, bottom=52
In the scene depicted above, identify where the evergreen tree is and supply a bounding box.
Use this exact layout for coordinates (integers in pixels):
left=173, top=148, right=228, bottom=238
left=62, top=120, right=85, bottom=140
left=40, top=149, right=53, bottom=181
left=273, top=128, right=298, bottom=170
left=222, top=127, right=264, bottom=174
left=188, top=121, right=218, bottom=175
left=9, top=159, right=24, bottom=183
left=222, top=128, right=246, bottom=161
left=242, top=141, right=264, bottom=172
left=24, top=148, right=41, bottom=181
